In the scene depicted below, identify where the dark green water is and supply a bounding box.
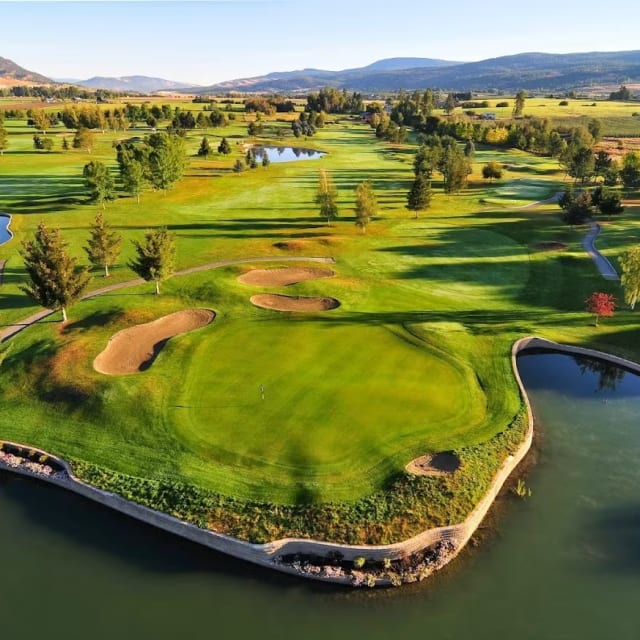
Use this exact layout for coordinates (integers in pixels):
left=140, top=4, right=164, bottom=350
left=1, top=351, right=639, bottom=639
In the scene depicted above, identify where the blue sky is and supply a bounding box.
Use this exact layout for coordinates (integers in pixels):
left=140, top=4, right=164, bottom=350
left=2, top=0, right=640, bottom=85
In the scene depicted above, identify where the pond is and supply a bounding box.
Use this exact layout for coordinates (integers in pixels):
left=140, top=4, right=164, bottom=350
left=251, top=146, right=325, bottom=163
left=1, top=349, right=639, bottom=639
left=0, top=214, right=12, bottom=246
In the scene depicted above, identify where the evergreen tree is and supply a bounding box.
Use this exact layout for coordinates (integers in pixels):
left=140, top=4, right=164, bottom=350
left=261, top=150, right=270, bottom=167
left=464, top=139, right=475, bottom=158
left=354, top=180, right=378, bottom=234
left=85, top=213, right=122, bottom=277
left=233, top=158, right=245, bottom=173
left=61, top=137, right=69, bottom=151
left=197, top=136, right=211, bottom=158
left=20, top=223, right=91, bottom=323
left=407, top=174, right=432, bottom=218
left=218, top=137, right=232, bottom=154
left=128, top=227, right=176, bottom=295
left=513, top=90, right=526, bottom=118
left=316, top=169, right=339, bottom=225
left=83, top=160, right=116, bottom=209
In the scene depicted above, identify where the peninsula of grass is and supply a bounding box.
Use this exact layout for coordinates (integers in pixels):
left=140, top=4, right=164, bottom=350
left=1, top=102, right=640, bottom=546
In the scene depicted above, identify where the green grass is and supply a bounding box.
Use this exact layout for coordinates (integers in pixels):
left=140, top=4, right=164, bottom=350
left=2, top=105, right=640, bottom=542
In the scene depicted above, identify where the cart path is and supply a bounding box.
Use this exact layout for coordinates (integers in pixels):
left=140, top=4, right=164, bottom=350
left=582, top=222, right=619, bottom=281
left=0, top=255, right=335, bottom=343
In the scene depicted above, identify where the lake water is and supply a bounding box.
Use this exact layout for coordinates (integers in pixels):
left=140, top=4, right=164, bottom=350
left=1, top=350, right=639, bottom=639
left=0, top=214, right=11, bottom=245
left=252, top=146, right=325, bottom=163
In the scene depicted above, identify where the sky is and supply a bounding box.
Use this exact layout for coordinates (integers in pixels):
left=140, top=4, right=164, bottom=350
left=2, top=0, right=640, bottom=86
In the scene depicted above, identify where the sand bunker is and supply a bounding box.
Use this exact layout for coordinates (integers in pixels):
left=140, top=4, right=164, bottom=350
left=406, top=452, right=460, bottom=477
left=250, top=294, right=340, bottom=312
left=238, top=267, right=334, bottom=287
left=93, top=309, right=215, bottom=375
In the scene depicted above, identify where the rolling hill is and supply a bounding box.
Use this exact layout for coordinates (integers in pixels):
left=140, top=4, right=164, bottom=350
left=0, top=56, right=52, bottom=87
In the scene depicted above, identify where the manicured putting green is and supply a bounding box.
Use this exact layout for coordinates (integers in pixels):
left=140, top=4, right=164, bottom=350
left=169, top=318, right=486, bottom=502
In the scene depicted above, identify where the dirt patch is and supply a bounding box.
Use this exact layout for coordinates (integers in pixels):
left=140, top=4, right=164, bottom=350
left=532, top=241, right=568, bottom=252
left=238, top=267, right=334, bottom=287
left=93, top=309, right=215, bottom=375
left=250, top=294, right=340, bottom=312
left=406, top=453, right=460, bottom=477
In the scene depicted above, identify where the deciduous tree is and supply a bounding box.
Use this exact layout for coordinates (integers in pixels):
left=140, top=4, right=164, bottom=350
left=316, top=169, right=339, bottom=226
left=73, top=127, right=96, bottom=153
left=482, top=161, right=503, bottom=181
left=620, top=246, right=640, bottom=309
left=20, top=223, right=91, bottom=322
left=83, top=160, right=115, bottom=209
left=85, top=213, right=122, bottom=277
left=513, top=90, right=526, bottom=118
left=0, top=121, right=8, bottom=155
left=585, top=292, right=616, bottom=326
left=128, top=227, right=176, bottom=295
left=120, top=158, right=146, bottom=203
left=354, top=180, right=378, bottom=234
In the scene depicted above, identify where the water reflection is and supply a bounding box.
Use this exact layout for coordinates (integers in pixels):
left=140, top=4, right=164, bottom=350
left=252, top=146, right=325, bottom=163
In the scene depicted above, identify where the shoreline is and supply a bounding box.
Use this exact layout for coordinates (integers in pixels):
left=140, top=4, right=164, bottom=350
left=3, top=336, right=636, bottom=586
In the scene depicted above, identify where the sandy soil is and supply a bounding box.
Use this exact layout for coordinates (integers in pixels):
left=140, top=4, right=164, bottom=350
left=250, top=294, right=340, bottom=312
left=406, top=453, right=460, bottom=476
left=238, top=267, right=334, bottom=287
left=93, top=309, right=215, bottom=375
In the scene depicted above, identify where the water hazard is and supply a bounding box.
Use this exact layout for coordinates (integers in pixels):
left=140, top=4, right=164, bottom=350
left=252, top=146, right=325, bottom=163
left=1, top=350, right=640, bottom=638
left=0, top=215, right=11, bottom=246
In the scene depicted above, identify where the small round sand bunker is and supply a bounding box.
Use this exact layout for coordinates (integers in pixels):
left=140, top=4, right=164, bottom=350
left=238, top=267, right=334, bottom=287
left=93, top=309, right=215, bottom=375
left=406, top=452, right=460, bottom=477
left=250, top=294, right=340, bottom=312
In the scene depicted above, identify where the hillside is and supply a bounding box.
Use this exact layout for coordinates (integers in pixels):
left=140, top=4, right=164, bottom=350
left=77, top=75, right=200, bottom=92
left=0, top=56, right=52, bottom=87
left=191, top=51, right=640, bottom=94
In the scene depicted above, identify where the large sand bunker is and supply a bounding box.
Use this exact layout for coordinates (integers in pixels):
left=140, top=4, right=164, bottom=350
left=250, top=294, right=340, bottom=312
left=93, top=309, right=215, bottom=375
left=238, top=267, right=334, bottom=287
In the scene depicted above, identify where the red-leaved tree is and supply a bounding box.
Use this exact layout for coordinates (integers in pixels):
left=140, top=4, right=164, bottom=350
left=585, top=292, right=616, bottom=326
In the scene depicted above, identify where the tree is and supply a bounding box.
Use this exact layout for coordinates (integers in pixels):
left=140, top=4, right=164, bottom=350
left=482, top=161, right=503, bottom=181
left=440, top=145, right=472, bottom=194
left=73, top=127, right=95, bottom=153
left=20, top=223, right=91, bottom=323
left=591, top=186, right=624, bottom=217
left=128, top=227, right=176, bottom=295
left=85, top=213, right=122, bottom=277
left=585, top=292, right=616, bottom=326
left=261, top=150, right=270, bottom=167
left=33, top=135, right=54, bottom=152
left=217, top=137, right=231, bottom=154
left=620, top=152, right=640, bottom=189
left=197, top=136, right=212, bottom=158
left=407, top=173, right=432, bottom=218
left=147, top=132, right=186, bottom=193
left=558, top=187, right=593, bottom=224
left=620, top=246, right=640, bottom=309
left=83, top=160, right=115, bottom=209
left=463, top=139, right=475, bottom=158
left=61, top=137, right=69, bottom=151
left=120, top=159, right=145, bottom=203
left=233, top=158, right=245, bottom=173
left=0, top=122, right=8, bottom=155
left=32, top=110, right=50, bottom=134
left=513, top=90, right=526, bottom=118
left=443, top=93, right=456, bottom=115
left=354, top=180, right=378, bottom=234
left=315, top=169, right=339, bottom=225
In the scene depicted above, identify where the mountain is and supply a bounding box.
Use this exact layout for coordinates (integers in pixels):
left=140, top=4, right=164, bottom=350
left=77, top=75, right=200, bottom=93
left=190, top=51, right=640, bottom=94
left=0, top=56, right=53, bottom=87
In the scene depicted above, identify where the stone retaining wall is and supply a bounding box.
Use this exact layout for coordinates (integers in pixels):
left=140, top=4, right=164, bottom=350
left=2, top=337, right=637, bottom=586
